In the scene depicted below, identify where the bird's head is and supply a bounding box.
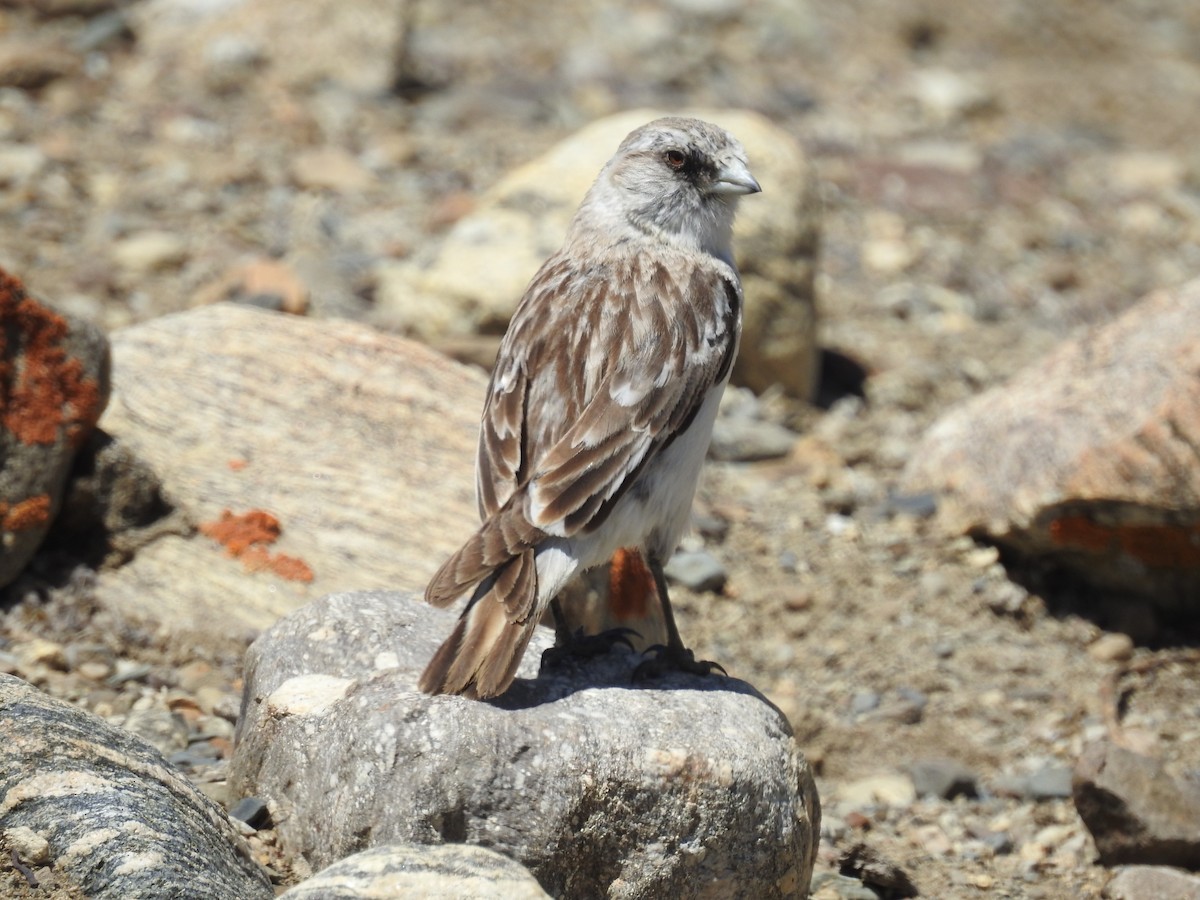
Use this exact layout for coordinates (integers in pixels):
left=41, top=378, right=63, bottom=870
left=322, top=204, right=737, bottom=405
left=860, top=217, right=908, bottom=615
left=579, top=117, right=761, bottom=263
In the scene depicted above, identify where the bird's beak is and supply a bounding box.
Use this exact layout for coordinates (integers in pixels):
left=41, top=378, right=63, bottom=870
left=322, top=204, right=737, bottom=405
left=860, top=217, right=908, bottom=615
left=709, top=160, right=762, bottom=196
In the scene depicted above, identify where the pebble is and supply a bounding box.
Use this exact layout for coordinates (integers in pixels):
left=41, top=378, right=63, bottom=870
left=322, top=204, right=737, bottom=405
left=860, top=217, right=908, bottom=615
left=1088, top=632, right=1135, bottom=662
left=19, top=638, right=67, bottom=671
left=1026, top=764, right=1074, bottom=800
left=4, top=825, right=50, bottom=864
left=112, top=231, right=189, bottom=274
left=708, top=417, right=797, bottom=462
left=663, top=550, right=727, bottom=593
left=230, top=796, right=272, bottom=830
left=907, top=758, right=979, bottom=800
left=850, top=690, right=880, bottom=715
left=123, top=708, right=190, bottom=755
left=837, top=773, right=917, bottom=810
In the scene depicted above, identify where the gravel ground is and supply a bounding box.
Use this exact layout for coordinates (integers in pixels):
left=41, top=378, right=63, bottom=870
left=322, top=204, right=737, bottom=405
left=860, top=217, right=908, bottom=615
left=4, top=0, right=1200, bottom=896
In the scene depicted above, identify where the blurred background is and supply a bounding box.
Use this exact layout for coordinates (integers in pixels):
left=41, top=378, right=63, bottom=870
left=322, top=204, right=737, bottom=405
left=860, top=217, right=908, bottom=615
left=3, top=1, right=1200, bottom=896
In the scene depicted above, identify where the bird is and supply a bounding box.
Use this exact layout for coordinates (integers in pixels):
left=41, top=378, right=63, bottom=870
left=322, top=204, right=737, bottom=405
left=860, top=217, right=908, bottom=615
left=419, top=116, right=761, bottom=699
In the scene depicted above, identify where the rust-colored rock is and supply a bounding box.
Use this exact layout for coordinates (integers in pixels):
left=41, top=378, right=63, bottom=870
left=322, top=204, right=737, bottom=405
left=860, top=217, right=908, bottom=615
left=902, top=278, right=1200, bottom=618
left=0, top=268, right=111, bottom=587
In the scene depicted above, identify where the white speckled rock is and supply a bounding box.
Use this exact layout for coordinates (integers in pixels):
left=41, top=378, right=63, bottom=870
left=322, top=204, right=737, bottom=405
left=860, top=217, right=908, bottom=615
left=231, top=591, right=820, bottom=899
left=0, top=674, right=271, bottom=899
left=279, top=843, right=550, bottom=899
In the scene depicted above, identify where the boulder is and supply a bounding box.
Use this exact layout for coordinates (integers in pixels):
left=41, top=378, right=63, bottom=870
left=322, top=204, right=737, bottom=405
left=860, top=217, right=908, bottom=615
left=231, top=590, right=821, bottom=899
left=0, top=269, right=110, bottom=588
left=279, top=844, right=550, bottom=900
left=902, top=279, right=1200, bottom=618
left=0, top=674, right=271, bottom=899
left=93, top=303, right=482, bottom=635
left=374, top=108, right=822, bottom=399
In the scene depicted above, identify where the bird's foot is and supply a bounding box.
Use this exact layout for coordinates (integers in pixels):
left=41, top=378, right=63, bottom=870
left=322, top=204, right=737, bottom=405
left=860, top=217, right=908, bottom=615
left=633, top=644, right=727, bottom=682
left=540, top=627, right=640, bottom=671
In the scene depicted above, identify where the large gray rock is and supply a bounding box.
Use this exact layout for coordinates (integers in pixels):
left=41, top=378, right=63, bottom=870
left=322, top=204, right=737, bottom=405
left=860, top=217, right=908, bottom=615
left=902, top=279, right=1200, bottom=617
left=231, top=591, right=820, bottom=899
left=1073, top=741, right=1200, bottom=868
left=375, top=108, right=822, bottom=400
left=0, top=674, right=271, bottom=899
left=279, top=844, right=550, bottom=900
left=0, top=268, right=110, bottom=588
left=94, top=303, right=482, bottom=635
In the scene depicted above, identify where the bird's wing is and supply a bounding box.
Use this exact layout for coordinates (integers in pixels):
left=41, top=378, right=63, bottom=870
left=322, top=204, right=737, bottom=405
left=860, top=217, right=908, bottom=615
left=476, top=251, right=741, bottom=537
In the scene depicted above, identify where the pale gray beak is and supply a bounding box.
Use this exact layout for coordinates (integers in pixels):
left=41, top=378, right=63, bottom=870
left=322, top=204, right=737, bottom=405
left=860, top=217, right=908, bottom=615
left=709, top=160, right=762, bottom=196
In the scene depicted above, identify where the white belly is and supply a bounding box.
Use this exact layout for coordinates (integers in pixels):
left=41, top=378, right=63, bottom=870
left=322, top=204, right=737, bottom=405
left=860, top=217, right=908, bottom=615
left=572, top=380, right=726, bottom=569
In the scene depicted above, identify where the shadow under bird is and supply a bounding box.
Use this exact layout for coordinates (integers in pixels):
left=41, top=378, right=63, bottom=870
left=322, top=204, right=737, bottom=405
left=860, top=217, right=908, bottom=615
left=420, top=116, right=761, bottom=699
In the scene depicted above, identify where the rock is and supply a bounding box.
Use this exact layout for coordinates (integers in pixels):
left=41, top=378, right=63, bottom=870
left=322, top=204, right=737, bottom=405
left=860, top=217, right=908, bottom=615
left=193, top=258, right=310, bottom=315
left=93, top=303, right=482, bottom=634
left=0, top=41, right=78, bottom=90
left=279, top=844, right=551, bottom=900
left=838, top=843, right=919, bottom=898
left=230, top=591, right=820, bottom=898
left=709, top=416, right=798, bottom=463
left=111, top=231, right=190, bottom=274
left=1073, top=741, right=1200, bottom=868
left=290, top=147, right=374, bottom=193
left=229, top=796, right=271, bottom=830
left=835, top=774, right=917, bottom=811
left=902, top=279, right=1200, bottom=620
left=1088, top=632, right=1135, bottom=663
left=907, top=68, right=996, bottom=123
left=0, top=144, right=47, bottom=186
left=374, top=108, right=822, bottom=400
left=4, top=824, right=50, bottom=864
left=0, top=269, right=111, bottom=589
left=1026, top=763, right=1074, bottom=800
left=906, top=758, right=978, bottom=800
left=663, top=549, right=728, bottom=593
left=0, top=674, right=271, bottom=899
left=1104, top=865, right=1200, bottom=900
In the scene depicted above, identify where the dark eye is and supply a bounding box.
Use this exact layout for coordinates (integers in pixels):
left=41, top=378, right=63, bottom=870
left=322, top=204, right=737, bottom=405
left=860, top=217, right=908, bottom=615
left=664, top=149, right=686, bottom=169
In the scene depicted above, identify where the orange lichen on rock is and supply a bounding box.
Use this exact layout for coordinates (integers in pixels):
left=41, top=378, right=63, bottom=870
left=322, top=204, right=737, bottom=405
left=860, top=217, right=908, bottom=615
left=199, top=508, right=315, bottom=582
left=1048, top=514, right=1200, bottom=569
left=0, top=268, right=106, bottom=448
left=199, top=509, right=282, bottom=555
left=0, top=494, right=52, bottom=531
left=608, top=546, right=657, bottom=620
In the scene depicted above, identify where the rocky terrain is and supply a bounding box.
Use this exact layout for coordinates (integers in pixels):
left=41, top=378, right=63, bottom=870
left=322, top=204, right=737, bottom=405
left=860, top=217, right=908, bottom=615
left=3, top=0, right=1200, bottom=897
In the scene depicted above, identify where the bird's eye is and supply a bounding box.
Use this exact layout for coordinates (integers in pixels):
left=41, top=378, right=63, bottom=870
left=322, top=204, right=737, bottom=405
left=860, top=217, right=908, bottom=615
left=664, top=149, right=686, bottom=169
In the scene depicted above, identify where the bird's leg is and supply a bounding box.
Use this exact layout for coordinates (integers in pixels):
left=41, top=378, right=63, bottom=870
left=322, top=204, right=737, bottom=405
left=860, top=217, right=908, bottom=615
left=540, top=597, right=639, bottom=671
left=634, top=556, right=727, bottom=680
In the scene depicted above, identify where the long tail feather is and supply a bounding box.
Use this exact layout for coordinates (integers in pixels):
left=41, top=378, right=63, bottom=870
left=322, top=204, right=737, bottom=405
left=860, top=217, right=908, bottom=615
left=419, top=549, right=539, bottom=698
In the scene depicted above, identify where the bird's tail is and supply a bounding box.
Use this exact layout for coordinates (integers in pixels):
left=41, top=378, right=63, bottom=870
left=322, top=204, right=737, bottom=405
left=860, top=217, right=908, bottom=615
left=419, top=548, right=540, bottom=698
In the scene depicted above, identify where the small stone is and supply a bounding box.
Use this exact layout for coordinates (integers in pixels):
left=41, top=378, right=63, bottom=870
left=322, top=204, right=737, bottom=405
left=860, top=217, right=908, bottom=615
left=19, top=639, right=67, bottom=671
left=850, top=690, right=880, bottom=715
left=122, top=708, right=190, bottom=755
left=229, top=796, right=272, bottom=830
left=1089, top=632, right=1135, bottom=662
left=839, top=842, right=920, bottom=897
left=708, top=417, right=797, bottom=462
left=4, top=825, right=49, bottom=864
left=77, top=660, right=113, bottom=681
left=291, top=147, right=373, bottom=193
left=112, top=232, right=189, bottom=274
left=907, top=758, right=979, bottom=799
left=1027, top=763, right=1074, bottom=800
left=0, top=144, right=47, bottom=185
left=838, top=774, right=917, bottom=810
left=663, top=550, right=727, bottom=593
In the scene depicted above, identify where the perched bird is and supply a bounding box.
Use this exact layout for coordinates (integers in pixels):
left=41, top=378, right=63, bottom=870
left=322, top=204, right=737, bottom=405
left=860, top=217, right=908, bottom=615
left=419, top=117, right=761, bottom=698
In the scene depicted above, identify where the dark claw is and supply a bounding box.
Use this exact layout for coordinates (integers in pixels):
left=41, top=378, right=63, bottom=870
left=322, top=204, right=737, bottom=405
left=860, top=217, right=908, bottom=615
left=541, top=627, right=641, bottom=671
left=632, top=644, right=727, bottom=682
